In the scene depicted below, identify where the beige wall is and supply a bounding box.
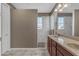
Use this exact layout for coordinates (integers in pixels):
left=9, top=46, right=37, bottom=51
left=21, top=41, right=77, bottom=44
left=50, top=13, right=55, bottom=30
left=49, top=13, right=55, bottom=35
left=50, top=13, right=57, bottom=35
left=11, top=9, right=37, bottom=48
left=74, top=10, right=79, bottom=36
left=64, top=16, right=72, bottom=36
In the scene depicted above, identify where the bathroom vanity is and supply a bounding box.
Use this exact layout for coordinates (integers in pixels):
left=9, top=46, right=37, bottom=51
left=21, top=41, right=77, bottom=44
left=47, top=35, right=79, bottom=56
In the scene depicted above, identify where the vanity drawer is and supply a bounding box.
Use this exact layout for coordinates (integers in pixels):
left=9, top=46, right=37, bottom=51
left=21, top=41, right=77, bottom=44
left=57, top=44, right=73, bottom=56
left=57, top=50, right=63, bottom=56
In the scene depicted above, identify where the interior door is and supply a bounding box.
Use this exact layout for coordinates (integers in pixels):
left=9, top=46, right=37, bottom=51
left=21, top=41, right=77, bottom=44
left=11, top=9, right=37, bottom=48
left=1, top=3, right=10, bottom=53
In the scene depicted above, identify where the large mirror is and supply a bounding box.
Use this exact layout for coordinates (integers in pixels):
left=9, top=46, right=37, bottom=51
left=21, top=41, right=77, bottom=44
left=54, top=3, right=79, bottom=37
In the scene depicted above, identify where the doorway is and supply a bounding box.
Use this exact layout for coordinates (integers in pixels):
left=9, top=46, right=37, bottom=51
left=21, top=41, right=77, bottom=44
left=37, top=16, right=49, bottom=48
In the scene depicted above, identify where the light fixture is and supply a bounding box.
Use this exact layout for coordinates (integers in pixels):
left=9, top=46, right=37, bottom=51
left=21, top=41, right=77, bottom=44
left=59, top=6, right=64, bottom=12
left=54, top=9, right=58, bottom=12
left=59, top=9, right=63, bottom=12
left=59, top=4, right=68, bottom=12
left=54, top=3, right=68, bottom=12
left=58, top=4, right=62, bottom=8
left=63, top=4, right=68, bottom=8
left=54, top=4, right=62, bottom=12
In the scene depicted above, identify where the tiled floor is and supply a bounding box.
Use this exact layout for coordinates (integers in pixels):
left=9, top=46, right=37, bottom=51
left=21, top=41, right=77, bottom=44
left=2, top=48, right=49, bottom=56
left=37, top=42, right=46, bottom=48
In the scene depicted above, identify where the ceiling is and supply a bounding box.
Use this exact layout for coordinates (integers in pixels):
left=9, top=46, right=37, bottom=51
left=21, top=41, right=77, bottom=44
left=12, top=3, right=79, bottom=13
left=12, top=3, right=55, bottom=13
left=59, top=3, right=79, bottom=13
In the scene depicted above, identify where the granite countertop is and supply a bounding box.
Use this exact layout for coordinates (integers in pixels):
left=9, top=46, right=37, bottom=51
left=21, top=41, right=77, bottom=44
left=48, top=35, right=79, bottom=56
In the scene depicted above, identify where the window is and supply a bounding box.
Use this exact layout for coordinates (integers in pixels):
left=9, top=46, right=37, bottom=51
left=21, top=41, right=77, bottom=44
left=58, top=17, right=64, bottom=29
left=37, top=16, right=43, bottom=29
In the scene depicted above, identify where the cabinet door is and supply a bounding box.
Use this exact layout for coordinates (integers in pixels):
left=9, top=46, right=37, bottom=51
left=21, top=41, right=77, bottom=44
left=57, top=44, right=73, bottom=56
left=51, top=39, right=56, bottom=56
left=57, top=50, right=63, bottom=56
left=47, top=37, right=51, bottom=55
left=49, top=39, right=52, bottom=56
left=52, top=46, right=56, bottom=56
left=47, top=37, right=52, bottom=56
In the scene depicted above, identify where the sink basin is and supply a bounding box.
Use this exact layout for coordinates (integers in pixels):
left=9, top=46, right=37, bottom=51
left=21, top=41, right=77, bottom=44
left=67, top=43, right=79, bottom=49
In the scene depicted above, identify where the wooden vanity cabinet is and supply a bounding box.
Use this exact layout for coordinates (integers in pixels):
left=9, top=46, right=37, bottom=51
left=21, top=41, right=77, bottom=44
left=48, top=36, right=74, bottom=56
